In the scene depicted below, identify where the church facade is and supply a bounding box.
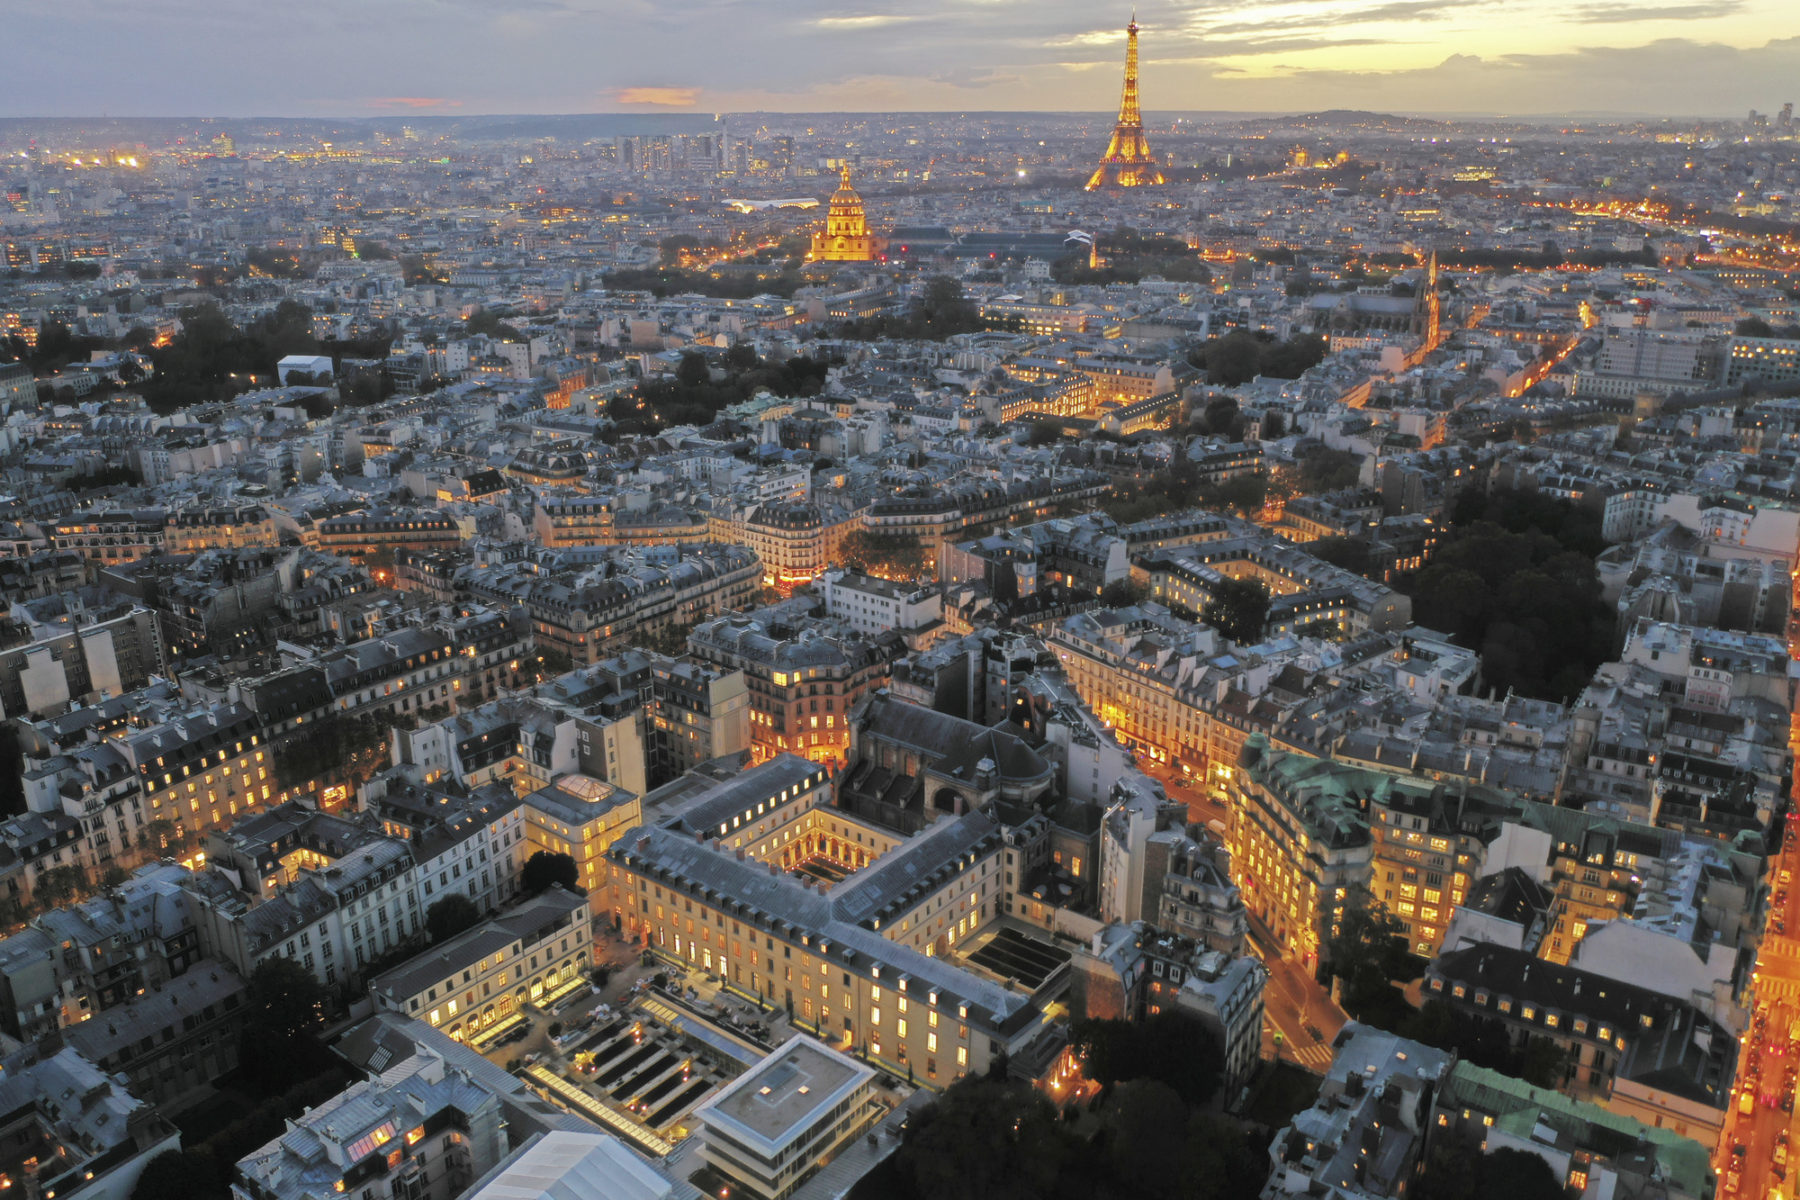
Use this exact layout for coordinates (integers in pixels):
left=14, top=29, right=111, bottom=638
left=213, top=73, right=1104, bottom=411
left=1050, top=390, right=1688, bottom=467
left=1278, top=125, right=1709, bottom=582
left=809, top=164, right=884, bottom=262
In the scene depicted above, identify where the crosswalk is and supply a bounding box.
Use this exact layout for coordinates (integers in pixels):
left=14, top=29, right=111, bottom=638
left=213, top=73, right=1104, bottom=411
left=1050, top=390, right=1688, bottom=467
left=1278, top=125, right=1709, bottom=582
left=1265, top=1025, right=1333, bottom=1072
left=1284, top=1041, right=1335, bottom=1071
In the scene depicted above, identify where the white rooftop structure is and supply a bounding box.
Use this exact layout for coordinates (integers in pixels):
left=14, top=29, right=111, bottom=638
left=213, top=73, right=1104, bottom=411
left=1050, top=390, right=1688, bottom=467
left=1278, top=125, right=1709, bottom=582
left=461, top=1131, right=693, bottom=1200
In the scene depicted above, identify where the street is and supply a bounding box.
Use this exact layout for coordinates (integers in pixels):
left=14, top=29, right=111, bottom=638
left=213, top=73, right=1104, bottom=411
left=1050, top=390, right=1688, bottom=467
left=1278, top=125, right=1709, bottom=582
left=1248, top=922, right=1347, bottom=1072
left=1136, top=755, right=1349, bottom=1073
left=1719, top=824, right=1800, bottom=1200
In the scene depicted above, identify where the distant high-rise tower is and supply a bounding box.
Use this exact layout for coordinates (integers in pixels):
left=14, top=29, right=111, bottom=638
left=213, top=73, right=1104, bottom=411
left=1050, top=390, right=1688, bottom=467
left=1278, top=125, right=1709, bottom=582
left=1086, top=13, right=1164, bottom=190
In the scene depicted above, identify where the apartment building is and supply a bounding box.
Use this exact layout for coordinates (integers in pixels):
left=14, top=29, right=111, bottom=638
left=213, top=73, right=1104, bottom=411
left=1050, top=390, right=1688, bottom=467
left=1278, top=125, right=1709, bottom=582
left=0, top=862, right=202, bottom=1040
left=314, top=508, right=464, bottom=561
left=49, top=507, right=167, bottom=565
left=1424, top=944, right=1735, bottom=1145
left=688, top=610, right=905, bottom=766
left=0, top=1046, right=179, bottom=1200
left=648, top=656, right=752, bottom=782
left=164, top=504, right=279, bottom=553
left=1227, top=737, right=1374, bottom=967
left=233, top=1050, right=508, bottom=1200
left=815, top=567, right=942, bottom=637
left=62, top=959, right=246, bottom=1107
left=184, top=834, right=423, bottom=995
left=0, top=591, right=165, bottom=719
left=369, top=885, right=590, bottom=1046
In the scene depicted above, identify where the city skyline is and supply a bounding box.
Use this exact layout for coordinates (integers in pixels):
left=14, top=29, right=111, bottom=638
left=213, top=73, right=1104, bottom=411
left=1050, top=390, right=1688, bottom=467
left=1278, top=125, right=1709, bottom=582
left=9, top=0, right=1798, bottom=121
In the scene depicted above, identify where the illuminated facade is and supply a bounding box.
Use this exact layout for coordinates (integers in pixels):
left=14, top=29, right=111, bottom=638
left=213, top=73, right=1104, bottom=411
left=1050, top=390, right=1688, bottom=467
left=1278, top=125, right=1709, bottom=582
left=809, top=163, right=882, bottom=262
left=369, top=885, right=591, bottom=1045
left=1086, top=14, right=1165, bottom=190
left=521, top=774, right=644, bottom=910
left=686, top=612, right=905, bottom=766
left=604, top=754, right=1045, bottom=1086
left=1225, top=737, right=1374, bottom=967
left=1048, top=605, right=1259, bottom=783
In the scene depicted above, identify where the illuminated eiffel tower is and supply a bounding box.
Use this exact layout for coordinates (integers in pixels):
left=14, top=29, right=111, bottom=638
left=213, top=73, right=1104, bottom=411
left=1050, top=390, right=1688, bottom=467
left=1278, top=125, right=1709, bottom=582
left=1086, top=12, right=1164, bottom=190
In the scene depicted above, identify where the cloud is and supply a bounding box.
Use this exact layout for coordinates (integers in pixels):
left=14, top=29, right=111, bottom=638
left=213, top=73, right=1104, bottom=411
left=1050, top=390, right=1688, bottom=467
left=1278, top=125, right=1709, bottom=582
left=816, top=14, right=915, bottom=29
left=1205, top=0, right=1460, bottom=35
left=1571, top=0, right=1743, bottom=20
left=928, top=66, right=1020, bottom=88
left=367, top=96, right=460, bottom=109
left=1045, top=28, right=1127, bottom=48
left=612, top=86, right=700, bottom=106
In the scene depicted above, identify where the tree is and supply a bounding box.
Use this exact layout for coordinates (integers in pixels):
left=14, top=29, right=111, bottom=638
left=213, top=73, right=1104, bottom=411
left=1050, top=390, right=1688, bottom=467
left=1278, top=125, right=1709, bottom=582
left=1069, top=1011, right=1224, bottom=1106
left=246, top=957, right=327, bottom=1043
left=426, top=894, right=481, bottom=944
left=892, top=1077, right=1070, bottom=1200
left=0, top=723, right=25, bottom=817
left=1262, top=410, right=1287, bottom=438
left=1199, top=331, right=1265, bottom=387
left=1294, top=447, right=1363, bottom=494
left=1418, top=1146, right=1565, bottom=1200
left=912, top=275, right=981, bottom=338
left=33, top=864, right=88, bottom=910
left=1520, top=1034, right=1567, bottom=1088
left=838, top=529, right=932, bottom=579
left=675, top=351, right=711, bottom=387
left=1100, top=1080, right=1191, bottom=1196
left=1324, top=884, right=1413, bottom=1025
left=1202, top=577, right=1269, bottom=644
left=1199, top=395, right=1245, bottom=438
left=132, top=1149, right=210, bottom=1200
left=1189, top=330, right=1327, bottom=387
left=522, top=851, right=579, bottom=895
left=139, top=817, right=186, bottom=858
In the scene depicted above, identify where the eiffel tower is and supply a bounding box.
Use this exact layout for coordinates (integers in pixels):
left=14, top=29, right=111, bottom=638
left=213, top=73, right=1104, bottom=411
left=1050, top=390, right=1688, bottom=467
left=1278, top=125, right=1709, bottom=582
left=1086, top=12, right=1164, bottom=190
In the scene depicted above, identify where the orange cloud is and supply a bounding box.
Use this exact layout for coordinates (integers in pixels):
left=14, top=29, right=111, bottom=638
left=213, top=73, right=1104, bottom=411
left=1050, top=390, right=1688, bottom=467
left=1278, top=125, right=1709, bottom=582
left=370, top=96, right=462, bottom=109
left=613, top=86, right=700, bottom=107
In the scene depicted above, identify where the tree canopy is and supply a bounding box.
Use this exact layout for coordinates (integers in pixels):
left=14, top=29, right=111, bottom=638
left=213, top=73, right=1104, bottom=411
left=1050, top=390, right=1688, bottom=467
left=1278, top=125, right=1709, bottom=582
left=614, top=352, right=829, bottom=433
left=1416, top=1146, right=1568, bottom=1200
left=1398, top=489, right=1612, bottom=701
left=523, top=850, right=579, bottom=895
left=1203, top=578, right=1270, bottom=644
left=245, top=957, right=327, bottom=1043
left=838, top=529, right=933, bottom=579
left=1069, top=1011, right=1224, bottom=1107
left=239, top=956, right=330, bottom=1091
left=426, top=894, right=482, bottom=944
left=141, top=301, right=332, bottom=413
left=835, top=275, right=997, bottom=341
left=1323, top=884, right=1414, bottom=1027
left=131, top=1149, right=202, bottom=1200
left=872, top=1065, right=1264, bottom=1200
left=1189, top=330, right=1328, bottom=387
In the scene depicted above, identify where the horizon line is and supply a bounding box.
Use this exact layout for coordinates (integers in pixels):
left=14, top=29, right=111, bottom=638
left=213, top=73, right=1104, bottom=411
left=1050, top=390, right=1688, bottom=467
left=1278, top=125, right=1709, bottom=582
left=0, top=107, right=1767, bottom=124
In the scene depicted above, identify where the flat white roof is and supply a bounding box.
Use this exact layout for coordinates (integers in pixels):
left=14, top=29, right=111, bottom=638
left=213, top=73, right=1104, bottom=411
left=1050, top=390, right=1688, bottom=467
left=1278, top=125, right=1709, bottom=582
left=693, top=1035, right=874, bottom=1158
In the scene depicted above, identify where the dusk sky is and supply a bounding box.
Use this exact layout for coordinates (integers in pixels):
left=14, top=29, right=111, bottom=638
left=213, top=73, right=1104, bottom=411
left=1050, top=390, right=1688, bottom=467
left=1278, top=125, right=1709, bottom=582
left=10, top=0, right=1799, bottom=119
